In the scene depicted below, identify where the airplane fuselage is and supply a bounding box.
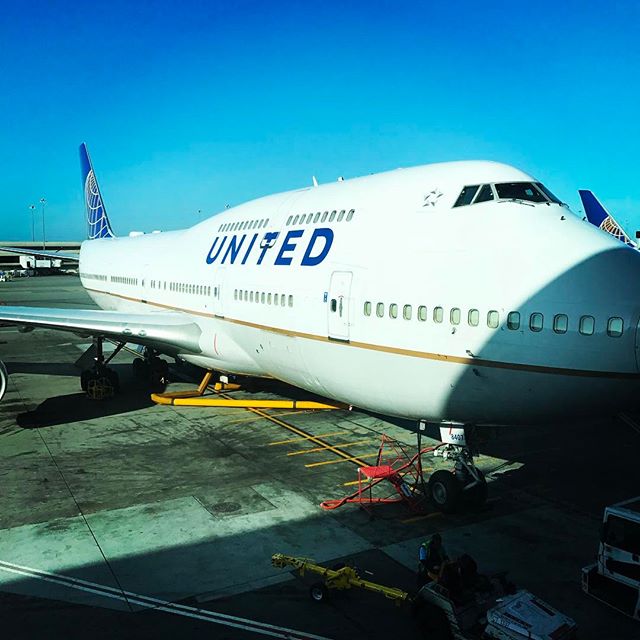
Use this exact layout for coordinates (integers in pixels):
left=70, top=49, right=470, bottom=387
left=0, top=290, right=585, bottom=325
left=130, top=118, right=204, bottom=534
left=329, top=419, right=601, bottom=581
left=79, top=161, right=640, bottom=425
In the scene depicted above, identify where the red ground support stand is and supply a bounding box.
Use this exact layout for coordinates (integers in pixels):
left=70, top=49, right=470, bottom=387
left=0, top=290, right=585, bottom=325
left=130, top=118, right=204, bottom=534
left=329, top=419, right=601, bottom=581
left=321, top=435, right=438, bottom=513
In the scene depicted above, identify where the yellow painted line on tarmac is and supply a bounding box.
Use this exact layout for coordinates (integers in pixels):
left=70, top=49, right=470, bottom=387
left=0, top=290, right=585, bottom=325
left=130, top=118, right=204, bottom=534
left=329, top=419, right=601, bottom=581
left=305, top=453, right=378, bottom=468
left=343, top=479, right=372, bottom=487
left=287, top=439, right=374, bottom=457
left=401, top=512, right=442, bottom=524
left=269, top=431, right=346, bottom=446
left=226, top=411, right=303, bottom=426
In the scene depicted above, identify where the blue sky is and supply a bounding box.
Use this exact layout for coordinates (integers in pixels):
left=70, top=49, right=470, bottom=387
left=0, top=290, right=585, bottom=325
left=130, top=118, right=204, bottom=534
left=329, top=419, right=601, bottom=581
left=0, top=0, right=638, bottom=241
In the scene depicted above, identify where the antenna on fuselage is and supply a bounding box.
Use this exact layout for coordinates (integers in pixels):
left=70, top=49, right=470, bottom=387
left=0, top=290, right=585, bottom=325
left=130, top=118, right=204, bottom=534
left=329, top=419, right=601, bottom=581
left=312, top=176, right=318, bottom=187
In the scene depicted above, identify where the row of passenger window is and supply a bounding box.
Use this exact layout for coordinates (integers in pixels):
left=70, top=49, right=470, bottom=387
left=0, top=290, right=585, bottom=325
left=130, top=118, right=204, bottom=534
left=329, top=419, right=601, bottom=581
left=363, top=302, right=624, bottom=338
left=286, top=209, right=355, bottom=226
left=234, top=289, right=293, bottom=307
left=112, top=275, right=138, bottom=286
left=218, top=218, right=270, bottom=233
left=80, top=272, right=107, bottom=282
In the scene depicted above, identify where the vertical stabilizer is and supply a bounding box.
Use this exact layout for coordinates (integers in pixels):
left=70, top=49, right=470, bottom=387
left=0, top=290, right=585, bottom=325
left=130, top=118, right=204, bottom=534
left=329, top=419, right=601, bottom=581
left=579, top=189, right=634, bottom=248
left=80, top=143, right=115, bottom=239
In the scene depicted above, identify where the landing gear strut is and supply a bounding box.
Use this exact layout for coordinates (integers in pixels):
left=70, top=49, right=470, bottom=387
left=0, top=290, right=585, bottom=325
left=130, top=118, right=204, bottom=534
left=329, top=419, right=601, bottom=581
left=421, top=422, right=487, bottom=513
left=132, top=348, right=169, bottom=392
left=80, top=337, right=120, bottom=399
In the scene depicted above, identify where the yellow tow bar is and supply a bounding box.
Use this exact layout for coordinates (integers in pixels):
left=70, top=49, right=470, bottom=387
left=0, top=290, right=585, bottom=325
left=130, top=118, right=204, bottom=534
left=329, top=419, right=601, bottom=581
left=271, top=553, right=410, bottom=604
left=151, top=371, right=346, bottom=410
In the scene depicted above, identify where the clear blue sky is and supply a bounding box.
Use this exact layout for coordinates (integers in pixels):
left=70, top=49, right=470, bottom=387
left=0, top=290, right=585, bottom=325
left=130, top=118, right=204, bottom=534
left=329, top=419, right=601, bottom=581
left=0, top=0, right=639, bottom=241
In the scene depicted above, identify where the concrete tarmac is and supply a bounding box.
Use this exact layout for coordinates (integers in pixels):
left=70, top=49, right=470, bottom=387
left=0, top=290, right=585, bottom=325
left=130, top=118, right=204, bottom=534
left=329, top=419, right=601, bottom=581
left=0, top=275, right=638, bottom=639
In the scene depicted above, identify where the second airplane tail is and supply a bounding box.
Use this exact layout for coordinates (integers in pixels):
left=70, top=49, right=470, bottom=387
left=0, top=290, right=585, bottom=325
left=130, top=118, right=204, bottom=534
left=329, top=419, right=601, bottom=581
left=80, top=142, right=115, bottom=240
left=579, top=189, right=635, bottom=248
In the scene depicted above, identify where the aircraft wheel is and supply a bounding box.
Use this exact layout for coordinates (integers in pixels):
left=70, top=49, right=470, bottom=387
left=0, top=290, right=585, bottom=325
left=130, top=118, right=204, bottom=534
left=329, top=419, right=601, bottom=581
left=309, top=582, right=329, bottom=602
left=132, top=358, right=147, bottom=377
left=428, top=470, right=461, bottom=513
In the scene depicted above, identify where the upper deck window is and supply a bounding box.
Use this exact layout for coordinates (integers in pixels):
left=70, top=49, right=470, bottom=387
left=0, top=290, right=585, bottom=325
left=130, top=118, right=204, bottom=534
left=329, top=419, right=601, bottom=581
left=495, top=182, right=546, bottom=203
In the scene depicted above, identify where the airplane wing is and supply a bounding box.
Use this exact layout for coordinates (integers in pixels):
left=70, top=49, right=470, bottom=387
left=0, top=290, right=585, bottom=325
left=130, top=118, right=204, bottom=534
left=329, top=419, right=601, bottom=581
left=0, top=307, right=202, bottom=354
left=579, top=189, right=636, bottom=248
left=0, top=247, right=79, bottom=262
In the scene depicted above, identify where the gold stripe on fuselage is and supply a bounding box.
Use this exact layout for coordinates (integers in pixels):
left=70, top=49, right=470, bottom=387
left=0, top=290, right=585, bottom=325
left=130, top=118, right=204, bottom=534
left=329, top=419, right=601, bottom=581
left=84, top=286, right=640, bottom=380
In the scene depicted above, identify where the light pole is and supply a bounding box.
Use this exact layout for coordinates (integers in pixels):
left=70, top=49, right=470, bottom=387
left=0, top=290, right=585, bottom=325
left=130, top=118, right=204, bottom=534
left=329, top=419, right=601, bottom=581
left=39, top=197, right=46, bottom=250
left=28, top=204, right=35, bottom=242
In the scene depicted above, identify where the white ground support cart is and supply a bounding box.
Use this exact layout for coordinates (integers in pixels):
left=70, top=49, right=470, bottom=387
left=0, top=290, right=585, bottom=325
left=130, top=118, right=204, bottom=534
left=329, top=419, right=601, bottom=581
left=416, top=574, right=577, bottom=640
left=582, top=496, right=640, bottom=620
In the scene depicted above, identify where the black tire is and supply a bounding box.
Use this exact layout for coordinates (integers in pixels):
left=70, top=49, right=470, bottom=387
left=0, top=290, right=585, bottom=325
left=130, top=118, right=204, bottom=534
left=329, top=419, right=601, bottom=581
left=107, top=369, right=120, bottom=393
left=309, top=582, right=328, bottom=602
left=132, top=358, right=146, bottom=377
left=428, top=470, right=461, bottom=513
left=80, top=369, right=90, bottom=391
left=464, top=469, right=487, bottom=507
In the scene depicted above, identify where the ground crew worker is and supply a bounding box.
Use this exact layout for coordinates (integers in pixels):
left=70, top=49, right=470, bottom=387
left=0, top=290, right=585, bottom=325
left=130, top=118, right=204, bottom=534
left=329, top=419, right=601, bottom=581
left=417, top=533, right=449, bottom=586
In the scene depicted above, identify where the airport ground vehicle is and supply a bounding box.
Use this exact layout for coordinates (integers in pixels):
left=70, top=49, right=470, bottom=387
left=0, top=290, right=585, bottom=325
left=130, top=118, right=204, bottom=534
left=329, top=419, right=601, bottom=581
left=582, top=497, right=640, bottom=621
left=272, top=553, right=577, bottom=639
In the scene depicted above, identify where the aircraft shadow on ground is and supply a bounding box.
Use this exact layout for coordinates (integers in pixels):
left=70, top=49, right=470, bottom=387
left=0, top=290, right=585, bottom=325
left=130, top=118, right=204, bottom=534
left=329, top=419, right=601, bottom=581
left=6, top=362, right=80, bottom=377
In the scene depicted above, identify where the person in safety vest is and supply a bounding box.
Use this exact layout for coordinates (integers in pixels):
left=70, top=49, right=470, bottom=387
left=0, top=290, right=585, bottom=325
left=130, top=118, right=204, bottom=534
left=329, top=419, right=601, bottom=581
left=417, top=533, right=449, bottom=586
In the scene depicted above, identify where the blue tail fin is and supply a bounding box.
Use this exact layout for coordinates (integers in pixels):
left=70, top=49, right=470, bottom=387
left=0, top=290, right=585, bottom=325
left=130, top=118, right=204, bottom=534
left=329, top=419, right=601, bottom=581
left=80, top=143, right=115, bottom=240
left=579, top=189, right=635, bottom=248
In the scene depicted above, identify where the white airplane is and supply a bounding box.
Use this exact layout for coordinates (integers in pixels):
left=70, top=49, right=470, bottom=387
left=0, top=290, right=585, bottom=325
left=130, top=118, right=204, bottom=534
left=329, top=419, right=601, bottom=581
left=2, top=144, right=639, bottom=510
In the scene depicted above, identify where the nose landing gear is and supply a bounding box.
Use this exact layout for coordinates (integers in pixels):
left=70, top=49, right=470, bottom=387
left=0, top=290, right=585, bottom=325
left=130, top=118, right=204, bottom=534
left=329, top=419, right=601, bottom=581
left=423, top=423, right=487, bottom=513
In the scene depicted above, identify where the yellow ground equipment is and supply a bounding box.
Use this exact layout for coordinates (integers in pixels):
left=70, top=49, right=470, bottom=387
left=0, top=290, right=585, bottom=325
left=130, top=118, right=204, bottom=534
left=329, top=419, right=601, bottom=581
left=271, top=553, right=409, bottom=604
left=151, top=370, right=346, bottom=410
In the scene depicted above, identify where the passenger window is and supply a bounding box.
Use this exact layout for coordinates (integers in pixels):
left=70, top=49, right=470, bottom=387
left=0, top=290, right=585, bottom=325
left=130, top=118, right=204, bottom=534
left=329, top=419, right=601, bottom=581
left=250, top=291, right=254, bottom=302
left=338, top=210, right=345, bottom=222
left=261, top=292, right=265, bottom=304
left=376, top=302, right=385, bottom=318
left=346, top=209, right=355, bottom=221
left=529, top=312, right=544, bottom=332
left=453, top=185, right=480, bottom=207
left=281, top=294, right=285, bottom=307
left=293, top=215, right=299, bottom=225
left=234, top=289, right=237, bottom=300
left=450, top=308, right=461, bottom=325
left=474, top=184, right=494, bottom=203
left=364, top=301, right=371, bottom=316
left=403, top=304, right=412, bottom=320
left=314, top=212, right=320, bottom=223
left=389, top=303, right=398, bottom=319
left=330, top=299, right=337, bottom=312
left=267, top=293, right=272, bottom=305
left=418, top=306, right=427, bottom=321
left=329, top=210, right=337, bottom=222
left=321, top=211, right=328, bottom=222
left=579, top=315, right=595, bottom=336
left=487, top=310, right=499, bottom=328
left=433, top=306, right=443, bottom=323
left=507, top=311, right=520, bottom=330
left=286, top=216, right=292, bottom=225
left=288, top=295, right=293, bottom=307
left=468, top=309, right=479, bottom=326
left=553, top=314, right=568, bottom=334
left=608, top=317, right=624, bottom=337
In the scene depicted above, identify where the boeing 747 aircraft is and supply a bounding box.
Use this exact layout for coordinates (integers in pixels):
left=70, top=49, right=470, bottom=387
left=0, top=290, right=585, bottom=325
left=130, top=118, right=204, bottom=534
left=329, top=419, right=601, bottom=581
left=2, top=144, right=639, bottom=509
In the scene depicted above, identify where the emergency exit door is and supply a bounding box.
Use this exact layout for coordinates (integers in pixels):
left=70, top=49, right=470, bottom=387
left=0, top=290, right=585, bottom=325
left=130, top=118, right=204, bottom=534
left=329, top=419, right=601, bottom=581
left=327, top=271, right=352, bottom=341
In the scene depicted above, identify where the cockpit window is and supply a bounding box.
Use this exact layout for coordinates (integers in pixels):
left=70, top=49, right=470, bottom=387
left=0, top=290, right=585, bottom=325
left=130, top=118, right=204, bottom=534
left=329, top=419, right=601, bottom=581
left=474, top=184, right=494, bottom=203
left=534, top=182, right=563, bottom=204
left=495, top=182, right=546, bottom=203
left=453, top=185, right=479, bottom=207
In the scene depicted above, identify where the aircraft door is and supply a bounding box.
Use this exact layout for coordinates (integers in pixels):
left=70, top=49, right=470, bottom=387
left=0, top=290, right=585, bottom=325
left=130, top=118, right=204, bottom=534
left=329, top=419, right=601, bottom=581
left=327, top=271, right=352, bottom=341
left=212, top=267, right=225, bottom=316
